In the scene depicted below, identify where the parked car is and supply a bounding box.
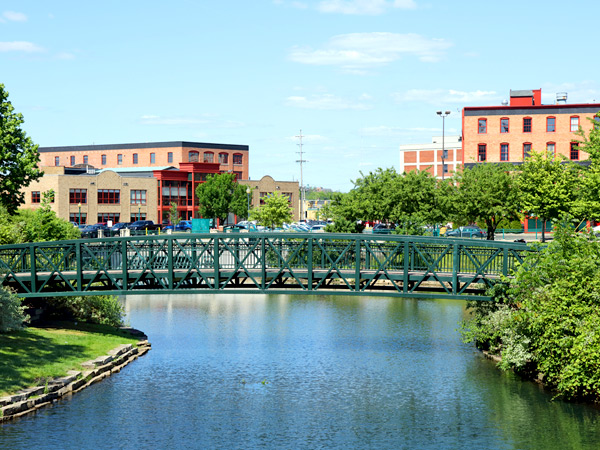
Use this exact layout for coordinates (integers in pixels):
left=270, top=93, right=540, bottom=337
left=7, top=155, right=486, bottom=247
left=110, top=222, right=130, bottom=236
left=80, top=223, right=111, bottom=239
left=309, top=224, right=327, bottom=232
left=373, top=223, right=395, bottom=234
left=163, top=220, right=192, bottom=232
left=127, top=220, right=162, bottom=232
left=445, top=226, right=486, bottom=238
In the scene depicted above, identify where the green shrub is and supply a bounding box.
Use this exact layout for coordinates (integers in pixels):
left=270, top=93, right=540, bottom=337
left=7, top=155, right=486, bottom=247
left=46, top=295, right=125, bottom=327
left=0, top=287, right=29, bottom=333
left=461, top=221, right=600, bottom=401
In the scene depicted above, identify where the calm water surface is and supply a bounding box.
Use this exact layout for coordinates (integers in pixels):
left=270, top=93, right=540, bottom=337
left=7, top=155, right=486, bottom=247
left=1, top=294, right=600, bottom=450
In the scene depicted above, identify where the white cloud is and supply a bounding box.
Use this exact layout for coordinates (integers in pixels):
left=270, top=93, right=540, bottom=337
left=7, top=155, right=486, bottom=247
left=2, top=11, right=27, bottom=22
left=395, top=88, right=497, bottom=105
left=285, top=93, right=371, bottom=110
left=317, top=0, right=416, bottom=15
left=0, top=41, right=43, bottom=52
left=289, top=32, right=451, bottom=69
left=541, top=81, right=600, bottom=104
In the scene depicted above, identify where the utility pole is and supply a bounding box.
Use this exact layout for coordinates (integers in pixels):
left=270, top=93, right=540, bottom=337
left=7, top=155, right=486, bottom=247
left=295, top=130, right=307, bottom=221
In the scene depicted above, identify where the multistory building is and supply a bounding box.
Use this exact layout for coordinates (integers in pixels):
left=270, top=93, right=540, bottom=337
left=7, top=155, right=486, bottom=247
left=399, top=136, right=462, bottom=178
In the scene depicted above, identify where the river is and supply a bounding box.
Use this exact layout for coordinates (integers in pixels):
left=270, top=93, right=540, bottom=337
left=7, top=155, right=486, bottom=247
left=1, top=294, right=600, bottom=449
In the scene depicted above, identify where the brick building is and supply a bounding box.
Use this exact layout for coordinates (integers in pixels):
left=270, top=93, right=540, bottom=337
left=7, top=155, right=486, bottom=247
left=38, top=141, right=249, bottom=180
left=462, top=89, right=600, bottom=165
left=239, top=176, right=300, bottom=222
left=399, top=136, right=462, bottom=178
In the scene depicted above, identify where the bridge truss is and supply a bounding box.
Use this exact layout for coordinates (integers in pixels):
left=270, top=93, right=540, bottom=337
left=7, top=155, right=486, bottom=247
left=0, top=233, right=529, bottom=300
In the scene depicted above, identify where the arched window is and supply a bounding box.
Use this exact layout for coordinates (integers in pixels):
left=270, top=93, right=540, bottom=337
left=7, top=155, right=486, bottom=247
left=500, top=143, right=509, bottom=161
left=233, top=153, right=243, bottom=165
left=189, top=151, right=199, bottom=162
left=478, top=144, right=486, bottom=162
left=570, top=116, right=579, bottom=132
left=500, top=118, right=509, bottom=133
left=546, top=142, right=555, bottom=156
left=570, top=142, right=579, bottom=160
left=546, top=116, right=556, bottom=132
left=523, top=143, right=532, bottom=159
left=523, top=117, right=532, bottom=133
left=203, top=152, right=214, bottom=163
left=218, top=152, right=229, bottom=164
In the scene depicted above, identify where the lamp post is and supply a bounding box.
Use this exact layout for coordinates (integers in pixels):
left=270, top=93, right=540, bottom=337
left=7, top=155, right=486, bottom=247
left=78, top=203, right=82, bottom=225
left=138, top=206, right=141, bottom=221
left=436, top=110, right=451, bottom=180
left=246, top=187, right=251, bottom=220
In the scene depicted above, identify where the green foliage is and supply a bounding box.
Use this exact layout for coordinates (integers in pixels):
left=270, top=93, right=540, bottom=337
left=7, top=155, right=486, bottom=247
left=168, top=202, right=181, bottom=227
left=0, top=287, right=29, bottom=333
left=250, top=191, right=292, bottom=229
left=518, top=151, right=580, bottom=242
left=324, top=216, right=361, bottom=233
left=195, top=173, right=248, bottom=224
left=462, top=221, right=600, bottom=402
left=452, top=163, right=521, bottom=240
left=45, top=295, right=125, bottom=327
left=305, top=188, right=336, bottom=201
left=0, top=84, right=43, bottom=214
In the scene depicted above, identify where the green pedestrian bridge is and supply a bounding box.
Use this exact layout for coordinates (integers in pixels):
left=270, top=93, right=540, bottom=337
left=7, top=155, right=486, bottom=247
left=0, top=233, right=529, bottom=301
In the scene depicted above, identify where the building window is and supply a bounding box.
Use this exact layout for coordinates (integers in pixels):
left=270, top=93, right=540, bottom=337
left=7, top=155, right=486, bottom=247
left=150, top=153, right=156, bottom=164
left=570, top=116, right=579, bottom=132
left=233, top=171, right=243, bottom=179
left=70, top=155, right=75, bottom=166
left=570, top=142, right=579, bottom=160
left=547, top=117, right=556, bottom=132
left=523, top=117, right=532, bottom=133
left=130, top=213, right=146, bottom=222
left=130, top=190, right=147, bottom=205
left=478, top=144, right=486, bottom=162
left=101, top=154, right=107, bottom=165
left=523, top=143, right=532, bottom=159
left=168, top=152, right=173, bottom=163
left=218, top=153, right=229, bottom=164
left=500, top=143, right=509, bottom=161
left=83, top=155, right=88, bottom=164
left=31, top=191, right=41, bottom=204
left=500, top=118, right=509, bottom=133
left=189, top=151, right=199, bottom=162
left=547, top=142, right=555, bottom=156
left=133, top=153, right=138, bottom=164
left=203, top=152, right=214, bottom=163
left=69, top=189, right=87, bottom=204
left=97, top=213, right=120, bottom=224
left=70, top=213, right=87, bottom=225
left=98, top=189, right=120, bottom=204
left=117, top=154, right=123, bottom=165
left=55, top=156, right=60, bottom=166
left=478, top=119, right=487, bottom=134
left=233, top=153, right=243, bottom=165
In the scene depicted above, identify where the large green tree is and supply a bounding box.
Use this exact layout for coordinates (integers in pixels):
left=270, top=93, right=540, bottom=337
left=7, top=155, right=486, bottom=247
left=518, top=151, right=580, bottom=242
left=0, top=84, right=43, bottom=213
left=195, top=173, right=248, bottom=225
left=250, top=191, right=292, bottom=229
left=452, top=163, right=521, bottom=240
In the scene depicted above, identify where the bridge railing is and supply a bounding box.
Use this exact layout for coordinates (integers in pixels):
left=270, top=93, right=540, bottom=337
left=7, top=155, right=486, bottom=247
left=0, top=232, right=530, bottom=298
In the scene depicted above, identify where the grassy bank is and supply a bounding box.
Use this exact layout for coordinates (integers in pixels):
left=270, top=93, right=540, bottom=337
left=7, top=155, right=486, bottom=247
left=0, top=322, right=140, bottom=397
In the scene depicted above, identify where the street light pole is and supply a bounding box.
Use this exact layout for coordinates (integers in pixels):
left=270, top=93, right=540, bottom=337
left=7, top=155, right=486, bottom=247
left=138, top=206, right=141, bottom=221
left=246, top=187, right=251, bottom=220
left=436, top=110, right=451, bottom=180
left=78, top=203, right=82, bottom=225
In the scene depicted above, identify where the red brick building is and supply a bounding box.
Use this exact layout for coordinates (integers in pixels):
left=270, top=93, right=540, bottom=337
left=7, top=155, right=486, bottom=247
left=39, top=141, right=249, bottom=180
left=462, top=89, right=600, bottom=165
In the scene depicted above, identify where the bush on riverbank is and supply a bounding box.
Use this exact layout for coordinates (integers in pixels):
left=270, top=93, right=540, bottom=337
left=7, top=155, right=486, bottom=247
left=43, top=295, right=126, bottom=328
left=0, top=288, right=29, bottom=333
left=461, top=221, right=600, bottom=402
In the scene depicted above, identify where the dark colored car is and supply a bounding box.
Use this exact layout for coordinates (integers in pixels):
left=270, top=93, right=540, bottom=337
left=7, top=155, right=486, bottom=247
left=127, top=220, right=161, bottom=231
left=445, top=226, right=486, bottom=238
left=110, top=222, right=130, bottom=236
left=80, top=223, right=111, bottom=239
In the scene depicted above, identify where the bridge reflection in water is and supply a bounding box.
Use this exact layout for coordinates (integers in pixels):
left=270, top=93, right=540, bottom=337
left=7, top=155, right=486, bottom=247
left=0, top=233, right=529, bottom=300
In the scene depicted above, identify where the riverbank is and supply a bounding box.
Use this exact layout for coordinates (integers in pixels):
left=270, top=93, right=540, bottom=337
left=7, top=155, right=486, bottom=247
left=0, top=325, right=151, bottom=422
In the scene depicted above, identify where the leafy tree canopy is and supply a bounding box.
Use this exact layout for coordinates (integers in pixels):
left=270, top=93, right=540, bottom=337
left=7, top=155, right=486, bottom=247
left=195, top=173, right=248, bottom=224
left=250, top=191, right=292, bottom=229
left=452, top=163, right=521, bottom=240
left=0, top=84, right=43, bottom=214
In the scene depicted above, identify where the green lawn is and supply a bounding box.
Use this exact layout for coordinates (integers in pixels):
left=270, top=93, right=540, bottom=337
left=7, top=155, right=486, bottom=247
left=0, top=322, right=141, bottom=397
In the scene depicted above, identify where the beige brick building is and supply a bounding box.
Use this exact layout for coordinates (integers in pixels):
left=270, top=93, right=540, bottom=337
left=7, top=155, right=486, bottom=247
left=239, top=176, right=300, bottom=222
left=21, top=166, right=158, bottom=225
left=399, top=136, right=462, bottom=178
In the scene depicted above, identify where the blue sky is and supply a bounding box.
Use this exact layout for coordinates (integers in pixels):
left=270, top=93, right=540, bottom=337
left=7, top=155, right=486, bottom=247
left=2, top=1, right=599, bottom=192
